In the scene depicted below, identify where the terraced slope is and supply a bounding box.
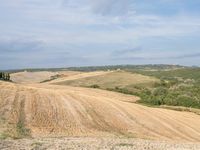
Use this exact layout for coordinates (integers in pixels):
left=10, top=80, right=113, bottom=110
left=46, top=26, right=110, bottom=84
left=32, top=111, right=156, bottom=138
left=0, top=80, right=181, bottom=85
left=0, top=81, right=200, bottom=142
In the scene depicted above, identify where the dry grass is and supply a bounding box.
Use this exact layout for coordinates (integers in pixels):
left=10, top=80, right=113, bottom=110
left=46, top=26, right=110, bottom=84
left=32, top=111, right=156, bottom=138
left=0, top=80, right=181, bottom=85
left=49, top=71, right=111, bottom=84
left=54, top=71, right=159, bottom=89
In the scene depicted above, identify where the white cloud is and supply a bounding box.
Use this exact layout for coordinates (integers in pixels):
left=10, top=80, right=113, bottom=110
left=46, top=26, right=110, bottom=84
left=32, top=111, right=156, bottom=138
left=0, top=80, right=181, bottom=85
left=1, top=0, right=200, bottom=68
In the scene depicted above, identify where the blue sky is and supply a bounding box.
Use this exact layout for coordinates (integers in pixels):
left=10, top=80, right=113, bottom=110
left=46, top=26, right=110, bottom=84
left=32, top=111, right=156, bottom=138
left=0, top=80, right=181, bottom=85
left=0, top=0, right=200, bottom=69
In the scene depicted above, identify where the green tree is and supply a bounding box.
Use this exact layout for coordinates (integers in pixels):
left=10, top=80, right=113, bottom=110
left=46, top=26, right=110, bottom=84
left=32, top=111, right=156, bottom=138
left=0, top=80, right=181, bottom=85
left=2, top=72, right=5, bottom=80
left=7, top=73, right=10, bottom=81
left=5, top=73, right=8, bottom=80
left=152, top=87, right=168, bottom=105
left=4, top=73, right=7, bottom=80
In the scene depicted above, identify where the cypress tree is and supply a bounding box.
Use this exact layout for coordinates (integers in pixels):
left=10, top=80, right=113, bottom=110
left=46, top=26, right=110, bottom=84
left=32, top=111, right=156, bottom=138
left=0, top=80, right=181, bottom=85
left=7, top=73, right=10, bottom=81
left=5, top=73, right=8, bottom=80
left=0, top=72, right=11, bottom=81
left=0, top=72, right=2, bottom=79
left=2, top=72, right=5, bottom=80
left=4, top=73, right=7, bottom=80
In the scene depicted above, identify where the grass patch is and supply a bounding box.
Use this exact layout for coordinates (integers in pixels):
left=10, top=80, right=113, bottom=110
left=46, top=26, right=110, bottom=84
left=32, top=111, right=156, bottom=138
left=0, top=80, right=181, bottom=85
left=15, top=120, right=31, bottom=138
left=0, top=132, right=9, bottom=140
left=11, top=99, right=31, bottom=139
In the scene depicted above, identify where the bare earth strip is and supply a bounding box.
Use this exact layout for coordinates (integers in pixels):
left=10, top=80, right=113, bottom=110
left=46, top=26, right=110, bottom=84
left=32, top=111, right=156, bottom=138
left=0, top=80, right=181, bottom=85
left=1, top=137, right=200, bottom=150
left=1, top=81, right=200, bottom=143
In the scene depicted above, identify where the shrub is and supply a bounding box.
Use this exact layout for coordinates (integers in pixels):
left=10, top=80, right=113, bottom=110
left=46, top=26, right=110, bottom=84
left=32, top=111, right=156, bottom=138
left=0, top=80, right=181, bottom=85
left=90, top=84, right=100, bottom=88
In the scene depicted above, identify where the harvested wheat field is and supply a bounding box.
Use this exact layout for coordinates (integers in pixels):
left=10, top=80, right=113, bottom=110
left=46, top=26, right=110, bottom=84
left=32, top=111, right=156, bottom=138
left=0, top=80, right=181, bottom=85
left=1, top=71, right=200, bottom=149
left=1, top=79, right=200, bottom=143
left=10, top=71, right=59, bottom=84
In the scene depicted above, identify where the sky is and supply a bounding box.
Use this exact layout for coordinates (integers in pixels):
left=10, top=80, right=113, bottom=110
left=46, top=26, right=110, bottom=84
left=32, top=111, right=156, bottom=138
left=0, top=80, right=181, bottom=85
left=0, top=0, right=200, bottom=69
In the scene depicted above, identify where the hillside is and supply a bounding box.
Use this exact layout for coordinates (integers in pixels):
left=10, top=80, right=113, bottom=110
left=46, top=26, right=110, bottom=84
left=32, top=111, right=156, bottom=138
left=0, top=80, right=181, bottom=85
left=1, top=80, right=200, bottom=142
left=54, top=71, right=158, bottom=89
left=10, top=71, right=59, bottom=84
left=52, top=69, right=200, bottom=109
left=49, top=71, right=111, bottom=84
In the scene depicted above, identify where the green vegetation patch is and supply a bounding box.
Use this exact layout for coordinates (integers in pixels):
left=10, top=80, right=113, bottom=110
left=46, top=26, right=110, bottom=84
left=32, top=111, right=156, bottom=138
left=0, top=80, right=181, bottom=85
left=135, top=69, right=200, bottom=109
left=56, top=66, right=200, bottom=109
left=0, top=72, right=11, bottom=81
left=0, top=132, right=9, bottom=140
left=87, top=68, right=200, bottom=109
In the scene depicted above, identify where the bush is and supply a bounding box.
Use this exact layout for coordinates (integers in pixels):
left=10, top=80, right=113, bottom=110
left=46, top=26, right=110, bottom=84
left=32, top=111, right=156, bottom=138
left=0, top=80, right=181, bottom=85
left=175, top=96, right=199, bottom=108
left=90, top=84, right=100, bottom=88
left=153, top=87, right=168, bottom=96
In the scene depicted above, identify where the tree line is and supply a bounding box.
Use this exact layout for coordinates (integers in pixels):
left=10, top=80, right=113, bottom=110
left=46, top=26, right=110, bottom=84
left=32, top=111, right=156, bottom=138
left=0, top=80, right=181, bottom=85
left=0, top=72, right=10, bottom=81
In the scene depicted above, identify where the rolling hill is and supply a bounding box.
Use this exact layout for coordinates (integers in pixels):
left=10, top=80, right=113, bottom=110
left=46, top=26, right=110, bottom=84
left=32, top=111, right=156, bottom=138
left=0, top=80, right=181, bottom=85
left=1, top=78, right=200, bottom=142
left=53, top=71, right=159, bottom=89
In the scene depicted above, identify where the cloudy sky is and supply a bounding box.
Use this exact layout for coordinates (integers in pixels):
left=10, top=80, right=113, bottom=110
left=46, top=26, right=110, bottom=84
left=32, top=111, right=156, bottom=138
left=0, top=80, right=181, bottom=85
left=0, top=0, right=200, bottom=69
